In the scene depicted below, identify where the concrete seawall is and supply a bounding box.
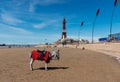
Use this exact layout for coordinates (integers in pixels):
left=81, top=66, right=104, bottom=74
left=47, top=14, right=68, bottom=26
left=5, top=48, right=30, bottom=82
left=77, top=43, right=120, bottom=58
left=66, top=43, right=120, bottom=63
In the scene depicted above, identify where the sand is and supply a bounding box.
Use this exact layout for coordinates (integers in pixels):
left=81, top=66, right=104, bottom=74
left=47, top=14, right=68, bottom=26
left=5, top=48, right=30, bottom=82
left=0, top=47, right=120, bottom=82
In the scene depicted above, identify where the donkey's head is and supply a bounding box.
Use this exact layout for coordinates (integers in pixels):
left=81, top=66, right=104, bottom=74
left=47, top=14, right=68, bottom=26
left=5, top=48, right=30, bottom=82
left=51, top=49, right=60, bottom=60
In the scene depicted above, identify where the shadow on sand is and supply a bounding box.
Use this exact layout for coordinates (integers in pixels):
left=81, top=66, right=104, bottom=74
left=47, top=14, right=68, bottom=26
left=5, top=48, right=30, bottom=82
left=34, top=67, right=69, bottom=71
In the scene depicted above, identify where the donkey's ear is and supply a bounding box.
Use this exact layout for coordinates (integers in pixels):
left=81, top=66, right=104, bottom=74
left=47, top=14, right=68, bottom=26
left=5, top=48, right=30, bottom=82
left=57, top=49, right=60, bottom=52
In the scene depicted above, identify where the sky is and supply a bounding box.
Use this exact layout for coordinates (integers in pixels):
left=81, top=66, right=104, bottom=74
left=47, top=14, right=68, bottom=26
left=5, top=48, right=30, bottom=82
left=0, top=0, right=120, bottom=44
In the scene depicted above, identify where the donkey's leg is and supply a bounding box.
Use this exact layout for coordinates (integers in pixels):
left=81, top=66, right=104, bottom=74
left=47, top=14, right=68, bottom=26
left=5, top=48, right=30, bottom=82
left=45, top=62, right=48, bottom=70
left=30, top=58, right=34, bottom=71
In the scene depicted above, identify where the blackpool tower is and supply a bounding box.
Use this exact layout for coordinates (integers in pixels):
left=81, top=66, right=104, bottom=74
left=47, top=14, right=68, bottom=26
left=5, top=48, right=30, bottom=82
left=62, top=18, right=67, bottom=39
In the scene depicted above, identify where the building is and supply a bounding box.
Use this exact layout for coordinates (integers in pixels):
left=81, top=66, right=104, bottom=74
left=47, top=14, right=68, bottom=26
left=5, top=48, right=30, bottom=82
left=99, top=33, right=120, bottom=42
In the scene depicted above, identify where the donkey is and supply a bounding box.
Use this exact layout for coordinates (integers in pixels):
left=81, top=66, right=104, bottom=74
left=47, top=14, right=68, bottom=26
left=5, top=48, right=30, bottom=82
left=29, top=49, right=60, bottom=71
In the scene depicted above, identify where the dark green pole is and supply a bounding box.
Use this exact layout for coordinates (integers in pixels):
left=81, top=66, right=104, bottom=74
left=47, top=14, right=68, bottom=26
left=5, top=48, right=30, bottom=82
left=92, top=9, right=100, bottom=43
left=109, top=0, right=119, bottom=41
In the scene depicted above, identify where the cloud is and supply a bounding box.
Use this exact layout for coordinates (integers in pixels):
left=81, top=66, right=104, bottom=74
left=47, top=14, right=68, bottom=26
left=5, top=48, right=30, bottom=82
left=0, top=0, right=30, bottom=15
left=29, top=3, right=35, bottom=13
left=29, top=0, right=67, bottom=12
left=32, top=19, right=58, bottom=29
left=33, top=23, right=46, bottom=28
left=1, top=13, right=24, bottom=25
left=0, top=34, right=12, bottom=38
left=0, top=23, right=33, bottom=34
left=9, top=26, right=33, bottom=34
left=38, top=0, right=66, bottom=5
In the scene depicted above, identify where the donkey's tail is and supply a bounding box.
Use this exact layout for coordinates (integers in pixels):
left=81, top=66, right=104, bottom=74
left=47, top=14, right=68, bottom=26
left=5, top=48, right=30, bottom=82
left=29, top=52, right=32, bottom=59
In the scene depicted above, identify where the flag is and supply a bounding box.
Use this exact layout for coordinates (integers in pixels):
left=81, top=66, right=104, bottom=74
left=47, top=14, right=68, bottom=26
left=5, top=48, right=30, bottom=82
left=96, top=9, right=100, bottom=16
left=114, top=0, right=119, bottom=7
left=81, top=21, right=84, bottom=26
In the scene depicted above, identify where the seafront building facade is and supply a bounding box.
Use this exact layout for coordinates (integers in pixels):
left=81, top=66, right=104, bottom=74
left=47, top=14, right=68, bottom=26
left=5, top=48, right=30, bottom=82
left=99, top=33, right=120, bottom=42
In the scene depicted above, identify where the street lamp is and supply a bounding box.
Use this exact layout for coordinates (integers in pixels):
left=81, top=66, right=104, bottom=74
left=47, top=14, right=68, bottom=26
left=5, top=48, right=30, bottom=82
left=92, top=9, right=100, bottom=43
left=109, top=0, right=119, bottom=41
left=78, top=21, right=84, bottom=46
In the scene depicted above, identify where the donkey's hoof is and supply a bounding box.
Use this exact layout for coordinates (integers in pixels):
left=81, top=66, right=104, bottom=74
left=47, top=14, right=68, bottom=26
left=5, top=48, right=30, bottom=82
left=45, top=69, right=48, bottom=71
left=30, top=69, right=33, bottom=71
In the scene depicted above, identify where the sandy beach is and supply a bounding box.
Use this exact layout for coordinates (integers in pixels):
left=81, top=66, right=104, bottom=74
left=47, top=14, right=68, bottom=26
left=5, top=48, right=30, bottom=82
left=0, top=47, right=120, bottom=82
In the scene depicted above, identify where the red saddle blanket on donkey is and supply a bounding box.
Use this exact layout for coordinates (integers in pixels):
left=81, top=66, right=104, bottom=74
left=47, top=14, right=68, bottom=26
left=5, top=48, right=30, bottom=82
left=31, top=50, right=51, bottom=63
